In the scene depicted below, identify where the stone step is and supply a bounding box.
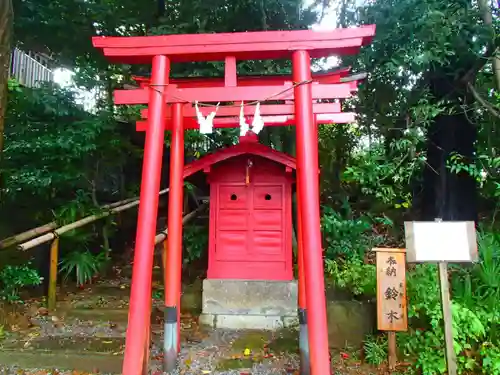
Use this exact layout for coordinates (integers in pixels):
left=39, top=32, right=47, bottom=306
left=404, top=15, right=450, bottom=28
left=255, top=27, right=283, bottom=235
left=121, top=265, right=163, bottom=279
left=1, top=336, right=126, bottom=353
left=63, top=307, right=130, bottom=322
left=0, top=336, right=129, bottom=373
left=0, top=350, right=127, bottom=374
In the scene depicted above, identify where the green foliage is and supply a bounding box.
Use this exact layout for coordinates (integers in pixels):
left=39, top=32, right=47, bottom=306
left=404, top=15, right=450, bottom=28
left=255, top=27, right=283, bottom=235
left=321, top=206, right=392, bottom=259
left=183, top=225, right=208, bottom=264
left=0, top=264, right=42, bottom=302
left=480, top=343, right=500, bottom=374
left=2, top=81, right=135, bottom=220
left=342, top=135, right=425, bottom=209
left=325, top=257, right=376, bottom=298
left=321, top=207, right=372, bottom=259
left=59, top=250, right=106, bottom=286
left=322, top=208, right=394, bottom=299
left=448, top=151, right=500, bottom=199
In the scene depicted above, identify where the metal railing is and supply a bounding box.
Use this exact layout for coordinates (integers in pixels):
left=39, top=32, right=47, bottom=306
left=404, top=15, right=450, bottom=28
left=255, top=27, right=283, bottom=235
left=9, top=48, right=54, bottom=88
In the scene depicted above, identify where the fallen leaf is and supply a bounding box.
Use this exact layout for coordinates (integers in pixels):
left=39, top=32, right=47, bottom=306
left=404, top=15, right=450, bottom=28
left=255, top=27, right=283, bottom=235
left=37, top=307, right=49, bottom=316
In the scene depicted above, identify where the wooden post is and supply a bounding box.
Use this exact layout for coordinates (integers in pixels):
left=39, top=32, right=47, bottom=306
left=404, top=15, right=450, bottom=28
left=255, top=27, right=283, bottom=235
left=48, top=237, right=59, bottom=310
left=388, top=331, right=397, bottom=370
left=438, top=261, right=457, bottom=375
left=374, top=248, right=408, bottom=371
left=433, top=217, right=457, bottom=375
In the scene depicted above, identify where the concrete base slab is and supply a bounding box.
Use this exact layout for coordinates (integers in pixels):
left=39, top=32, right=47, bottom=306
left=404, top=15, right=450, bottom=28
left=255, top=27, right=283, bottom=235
left=200, top=313, right=298, bottom=330
left=200, top=279, right=298, bottom=330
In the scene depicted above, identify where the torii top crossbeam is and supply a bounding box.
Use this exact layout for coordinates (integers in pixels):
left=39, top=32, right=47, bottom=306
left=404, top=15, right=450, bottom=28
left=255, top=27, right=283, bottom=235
left=92, top=26, right=375, bottom=63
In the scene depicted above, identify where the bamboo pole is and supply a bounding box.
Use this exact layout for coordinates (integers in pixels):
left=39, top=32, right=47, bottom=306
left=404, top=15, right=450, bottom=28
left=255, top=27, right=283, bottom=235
left=47, top=237, right=60, bottom=310
left=18, top=189, right=170, bottom=251
left=154, top=203, right=207, bottom=246
left=0, top=191, right=167, bottom=250
left=42, top=200, right=205, bottom=312
left=0, top=222, right=58, bottom=249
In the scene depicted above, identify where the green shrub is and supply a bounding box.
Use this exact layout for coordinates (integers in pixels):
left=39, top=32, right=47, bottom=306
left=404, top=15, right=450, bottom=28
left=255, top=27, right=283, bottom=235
left=0, top=264, right=42, bottom=302
left=321, top=206, right=392, bottom=260
left=325, top=257, right=376, bottom=298
left=183, top=224, right=208, bottom=264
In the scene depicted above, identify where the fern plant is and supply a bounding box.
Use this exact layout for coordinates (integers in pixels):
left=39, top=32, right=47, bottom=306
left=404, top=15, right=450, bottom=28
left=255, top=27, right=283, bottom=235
left=59, top=250, right=103, bottom=287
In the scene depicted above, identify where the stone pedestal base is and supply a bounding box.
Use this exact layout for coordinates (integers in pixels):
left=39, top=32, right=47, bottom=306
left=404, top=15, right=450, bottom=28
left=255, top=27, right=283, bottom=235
left=199, top=279, right=298, bottom=330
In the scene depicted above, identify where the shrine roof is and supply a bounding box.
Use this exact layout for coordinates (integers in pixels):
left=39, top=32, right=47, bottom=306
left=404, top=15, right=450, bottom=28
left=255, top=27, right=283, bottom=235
left=183, top=134, right=296, bottom=179
left=92, top=26, right=376, bottom=64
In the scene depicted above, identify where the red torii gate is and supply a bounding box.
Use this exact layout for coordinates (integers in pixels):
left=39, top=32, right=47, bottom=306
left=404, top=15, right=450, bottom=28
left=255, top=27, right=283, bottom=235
left=92, top=25, right=375, bottom=375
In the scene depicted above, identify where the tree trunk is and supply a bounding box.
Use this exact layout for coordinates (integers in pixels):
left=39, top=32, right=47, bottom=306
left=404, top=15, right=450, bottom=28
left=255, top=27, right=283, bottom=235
left=420, top=75, right=477, bottom=221
left=0, top=0, right=13, bottom=158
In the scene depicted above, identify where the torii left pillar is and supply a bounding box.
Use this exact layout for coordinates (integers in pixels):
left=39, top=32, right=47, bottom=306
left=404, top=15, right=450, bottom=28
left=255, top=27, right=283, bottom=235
left=122, top=55, right=170, bottom=375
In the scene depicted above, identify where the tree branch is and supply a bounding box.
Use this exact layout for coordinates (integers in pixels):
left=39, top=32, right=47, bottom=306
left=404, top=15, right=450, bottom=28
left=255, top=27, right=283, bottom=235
left=467, top=81, right=500, bottom=119
left=460, top=46, right=498, bottom=85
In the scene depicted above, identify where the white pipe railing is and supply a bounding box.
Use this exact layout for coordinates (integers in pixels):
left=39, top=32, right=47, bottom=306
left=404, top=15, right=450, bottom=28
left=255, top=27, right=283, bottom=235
left=9, top=48, right=54, bottom=88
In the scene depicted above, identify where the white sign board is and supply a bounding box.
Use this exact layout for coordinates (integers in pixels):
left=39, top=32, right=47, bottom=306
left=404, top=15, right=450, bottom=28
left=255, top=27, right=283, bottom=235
left=404, top=221, right=478, bottom=263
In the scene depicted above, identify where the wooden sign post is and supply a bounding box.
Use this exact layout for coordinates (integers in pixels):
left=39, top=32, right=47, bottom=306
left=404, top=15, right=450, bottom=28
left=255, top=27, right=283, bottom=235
left=373, top=248, right=408, bottom=370
left=404, top=219, right=478, bottom=375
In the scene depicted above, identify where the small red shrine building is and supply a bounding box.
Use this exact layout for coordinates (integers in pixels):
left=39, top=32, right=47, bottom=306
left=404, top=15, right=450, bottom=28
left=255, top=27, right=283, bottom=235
left=183, top=133, right=296, bottom=281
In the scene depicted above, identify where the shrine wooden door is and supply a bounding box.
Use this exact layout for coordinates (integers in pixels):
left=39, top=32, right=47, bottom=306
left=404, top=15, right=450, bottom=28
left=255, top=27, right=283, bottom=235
left=208, top=156, right=293, bottom=281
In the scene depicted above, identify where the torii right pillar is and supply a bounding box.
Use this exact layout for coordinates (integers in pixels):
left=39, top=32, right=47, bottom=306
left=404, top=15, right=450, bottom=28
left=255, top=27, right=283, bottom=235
left=293, top=50, right=331, bottom=374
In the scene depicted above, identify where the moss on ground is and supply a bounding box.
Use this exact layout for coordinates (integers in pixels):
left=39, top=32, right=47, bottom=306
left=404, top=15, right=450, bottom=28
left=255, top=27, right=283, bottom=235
left=268, top=328, right=299, bottom=353
left=230, top=331, right=271, bottom=351
left=216, top=357, right=255, bottom=370
left=216, top=328, right=300, bottom=370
